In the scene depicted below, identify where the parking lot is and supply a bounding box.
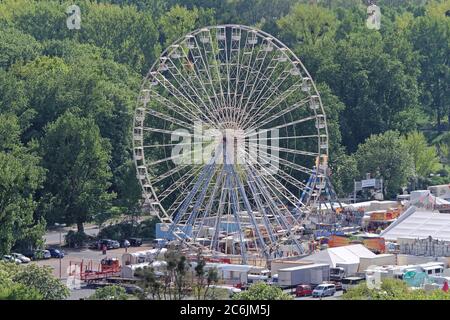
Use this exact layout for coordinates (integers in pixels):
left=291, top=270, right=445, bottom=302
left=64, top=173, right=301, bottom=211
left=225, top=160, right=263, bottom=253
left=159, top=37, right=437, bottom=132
left=33, top=243, right=154, bottom=280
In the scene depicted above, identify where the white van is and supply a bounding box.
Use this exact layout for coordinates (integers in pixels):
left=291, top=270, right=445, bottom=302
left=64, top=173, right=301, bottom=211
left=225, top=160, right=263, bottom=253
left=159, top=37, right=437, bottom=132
left=312, top=283, right=336, bottom=298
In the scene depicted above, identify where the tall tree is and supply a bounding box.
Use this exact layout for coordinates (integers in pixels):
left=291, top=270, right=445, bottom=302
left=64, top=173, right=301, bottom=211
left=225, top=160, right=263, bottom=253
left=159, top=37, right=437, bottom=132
left=355, top=131, right=414, bottom=198
left=403, top=131, right=440, bottom=188
left=41, top=111, right=115, bottom=232
left=0, top=114, right=45, bottom=254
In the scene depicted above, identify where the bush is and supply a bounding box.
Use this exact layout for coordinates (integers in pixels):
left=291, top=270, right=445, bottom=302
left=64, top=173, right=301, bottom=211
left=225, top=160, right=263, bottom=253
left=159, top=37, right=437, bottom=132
left=88, top=285, right=129, bottom=300
left=11, top=264, right=70, bottom=300
left=232, top=282, right=293, bottom=300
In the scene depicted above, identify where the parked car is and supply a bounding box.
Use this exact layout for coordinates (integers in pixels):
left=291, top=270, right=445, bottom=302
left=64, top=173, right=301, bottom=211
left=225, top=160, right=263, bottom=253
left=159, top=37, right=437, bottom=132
left=88, top=241, right=100, bottom=250
left=33, top=249, right=51, bottom=260
left=2, top=255, right=22, bottom=264
left=129, top=238, right=143, bottom=247
left=312, top=283, right=336, bottom=298
left=295, top=284, right=313, bottom=297
left=98, top=239, right=120, bottom=250
left=47, top=248, right=65, bottom=258
left=120, top=239, right=130, bottom=248
left=11, top=253, right=31, bottom=263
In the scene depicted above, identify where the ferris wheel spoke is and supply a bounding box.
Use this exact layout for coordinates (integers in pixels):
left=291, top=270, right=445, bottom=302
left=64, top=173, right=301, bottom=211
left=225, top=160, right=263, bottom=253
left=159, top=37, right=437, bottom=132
left=152, top=71, right=218, bottom=126
left=152, top=164, right=190, bottom=185
left=245, top=81, right=305, bottom=129
left=249, top=145, right=314, bottom=176
left=249, top=97, right=310, bottom=130
left=143, top=107, right=193, bottom=130
left=195, top=30, right=228, bottom=117
left=241, top=147, right=306, bottom=202
left=159, top=165, right=203, bottom=204
left=142, top=126, right=191, bottom=137
left=235, top=42, right=276, bottom=125
left=247, top=134, right=322, bottom=142
left=164, top=49, right=226, bottom=124
left=238, top=58, right=288, bottom=126
left=192, top=168, right=225, bottom=241
left=247, top=166, right=305, bottom=253
left=177, top=42, right=225, bottom=122
left=161, top=62, right=223, bottom=126
left=147, top=90, right=200, bottom=125
left=245, top=114, right=317, bottom=136
left=265, top=145, right=319, bottom=158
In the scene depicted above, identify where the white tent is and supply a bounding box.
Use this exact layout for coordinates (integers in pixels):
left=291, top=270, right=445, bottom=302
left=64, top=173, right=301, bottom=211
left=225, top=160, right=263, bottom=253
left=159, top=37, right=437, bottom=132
left=381, top=207, right=450, bottom=242
left=299, top=244, right=376, bottom=267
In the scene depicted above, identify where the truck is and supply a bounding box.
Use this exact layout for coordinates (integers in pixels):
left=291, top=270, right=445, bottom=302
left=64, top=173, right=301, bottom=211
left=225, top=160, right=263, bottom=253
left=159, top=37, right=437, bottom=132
left=330, top=267, right=346, bottom=281
left=277, top=263, right=330, bottom=288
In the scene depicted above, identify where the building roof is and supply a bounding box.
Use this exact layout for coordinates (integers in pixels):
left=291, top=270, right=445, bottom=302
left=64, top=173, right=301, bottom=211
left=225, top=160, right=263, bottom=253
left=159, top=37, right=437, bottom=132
left=300, top=244, right=376, bottom=267
left=278, top=263, right=329, bottom=272
left=381, top=207, right=450, bottom=241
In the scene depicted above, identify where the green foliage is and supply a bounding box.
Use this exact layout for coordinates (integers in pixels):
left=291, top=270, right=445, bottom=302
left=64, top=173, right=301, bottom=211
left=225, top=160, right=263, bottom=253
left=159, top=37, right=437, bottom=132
left=0, top=114, right=45, bottom=255
left=343, top=278, right=450, bottom=300
left=403, top=131, right=440, bottom=183
left=0, top=27, right=42, bottom=69
left=1, top=263, right=70, bottom=300
left=0, top=283, right=43, bottom=300
left=88, top=285, right=129, bottom=300
left=41, top=111, right=115, bottom=232
left=97, top=217, right=158, bottom=240
left=233, top=282, right=293, bottom=300
left=355, top=131, right=414, bottom=198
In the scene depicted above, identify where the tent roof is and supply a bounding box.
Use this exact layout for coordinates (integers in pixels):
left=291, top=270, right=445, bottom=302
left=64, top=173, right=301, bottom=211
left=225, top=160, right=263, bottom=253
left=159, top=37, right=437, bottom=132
left=300, top=244, right=376, bottom=267
left=381, top=209, right=450, bottom=241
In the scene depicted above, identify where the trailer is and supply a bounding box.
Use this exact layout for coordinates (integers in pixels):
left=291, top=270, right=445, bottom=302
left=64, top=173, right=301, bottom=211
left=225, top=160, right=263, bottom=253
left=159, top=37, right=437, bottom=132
left=277, top=263, right=330, bottom=288
left=69, top=258, right=121, bottom=283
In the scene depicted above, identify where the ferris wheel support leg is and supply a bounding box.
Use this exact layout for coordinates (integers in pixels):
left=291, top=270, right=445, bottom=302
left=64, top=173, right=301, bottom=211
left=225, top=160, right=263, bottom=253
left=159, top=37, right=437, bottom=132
left=249, top=166, right=305, bottom=255
left=230, top=164, right=271, bottom=261
left=225, top=170, right=248, bottom=264
left=167, top=156, right=217, bottom=239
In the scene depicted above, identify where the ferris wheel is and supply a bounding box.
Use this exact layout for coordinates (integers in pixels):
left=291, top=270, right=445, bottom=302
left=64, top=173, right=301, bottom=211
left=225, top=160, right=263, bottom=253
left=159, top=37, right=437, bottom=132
left=133, top=25, right=329, bottom=262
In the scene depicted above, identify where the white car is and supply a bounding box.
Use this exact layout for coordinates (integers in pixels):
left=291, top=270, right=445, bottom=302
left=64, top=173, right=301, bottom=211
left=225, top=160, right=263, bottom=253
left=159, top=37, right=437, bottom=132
left=11, top=253, right=31, bottom=263
left=312, top=283, right=336, bottom=298
left=2, top=255, right=22, bottom=264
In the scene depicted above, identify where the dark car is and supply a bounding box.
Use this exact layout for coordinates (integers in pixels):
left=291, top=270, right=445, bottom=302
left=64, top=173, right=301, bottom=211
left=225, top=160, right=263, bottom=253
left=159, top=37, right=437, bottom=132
left=120, top=239, right=130, bottom=248
left=129, top=238, right=142, bottom=247
left=98, top=239, right=120, bottom=250
left=47, top=248, right=65, bottom=258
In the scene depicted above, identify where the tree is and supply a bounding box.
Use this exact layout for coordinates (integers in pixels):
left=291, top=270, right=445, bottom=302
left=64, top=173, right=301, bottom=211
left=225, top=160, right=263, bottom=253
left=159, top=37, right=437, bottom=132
left=41, top=111, right=115, bottom=233
left=12, top=264, right=70, bottom=300
left=158, top=5, right=215, bottom=48
left=331, top=150, right=359, bottom=197
left=409, top=13, right=450, bottom=129
left=233, top=282, right=293, bottom=300
left=88, top=285, right=129, bottom=300
left=194, top=251, right=219, bottom=300
left=403, top=131, right=440, bottom=188
left=277, top=3, right=337, bottom=47
left=0, top=114, right=45, bottom=254
left=0, top=27, right=42, bottom=69
left=355, top=131, right=414, bottom=198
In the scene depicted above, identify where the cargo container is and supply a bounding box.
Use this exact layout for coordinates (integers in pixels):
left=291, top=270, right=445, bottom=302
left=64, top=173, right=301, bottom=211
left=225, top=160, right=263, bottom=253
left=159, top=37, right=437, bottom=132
left=277, top=263, right=330, bottom=288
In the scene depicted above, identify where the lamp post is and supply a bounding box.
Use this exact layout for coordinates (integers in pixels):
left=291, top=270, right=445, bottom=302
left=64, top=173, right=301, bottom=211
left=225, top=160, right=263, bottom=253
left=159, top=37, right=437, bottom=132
left=54, top=223, right=66, bottom=279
